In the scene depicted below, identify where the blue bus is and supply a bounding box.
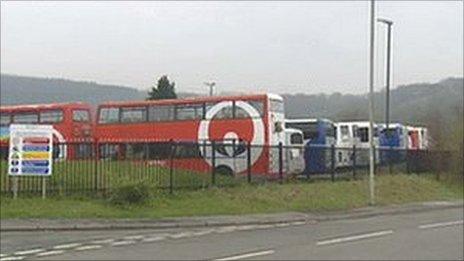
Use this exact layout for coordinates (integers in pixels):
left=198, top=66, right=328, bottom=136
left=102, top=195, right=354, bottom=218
left=379, top=123, right=408, bottom=164
left=285, top=118, right=336, bottom=175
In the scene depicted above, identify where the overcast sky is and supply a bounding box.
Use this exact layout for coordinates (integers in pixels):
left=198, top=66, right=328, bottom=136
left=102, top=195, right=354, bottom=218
left=1, top=1, right=462, bottom=95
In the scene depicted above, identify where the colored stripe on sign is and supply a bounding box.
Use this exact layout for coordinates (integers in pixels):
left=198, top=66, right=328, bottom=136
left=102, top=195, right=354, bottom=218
left=23, top=152, right=50, bottom=159
left=21, top=167, right=50, bottom=174
left=23, top=137, right=50, bottom=144
left=22, top=160, right=49, bottom=167
left=23, top=145, right=50, bottom=152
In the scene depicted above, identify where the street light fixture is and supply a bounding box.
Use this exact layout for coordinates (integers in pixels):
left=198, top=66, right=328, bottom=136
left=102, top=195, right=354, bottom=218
left=204, top=82, right=216, bottom=96
left=377, top=18, right=393, bottom=134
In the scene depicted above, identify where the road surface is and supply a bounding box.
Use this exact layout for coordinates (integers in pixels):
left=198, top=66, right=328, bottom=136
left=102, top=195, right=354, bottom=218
left=1, top=207, right=462, bottom=260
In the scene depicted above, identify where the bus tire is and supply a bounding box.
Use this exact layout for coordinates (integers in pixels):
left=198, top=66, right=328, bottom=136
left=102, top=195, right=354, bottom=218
left=214, top=165, right=234, bottom=176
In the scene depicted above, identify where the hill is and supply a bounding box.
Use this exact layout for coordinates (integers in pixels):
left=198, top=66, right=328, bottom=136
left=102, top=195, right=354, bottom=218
left=1, top=74, right=462, bottom=136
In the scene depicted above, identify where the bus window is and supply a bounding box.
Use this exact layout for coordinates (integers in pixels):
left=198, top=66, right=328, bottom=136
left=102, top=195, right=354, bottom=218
left=0, top=113, right=10, bottom=125
left=358, top=127, right=369, bottom=142
left=270, top=100, right=284, bottom=113
left=13, top=113, right=39, bottom=124
left=99, top=107, right=120, bottom=124
left=121, top=107, right=147, bottom=123
left=249, top=101, right=264, bottom=116
left=175, top=104, right=203, bottom=120
left=40, top=110, right=63, bottom=123
left=212, top=102, right=233, bottom=120
left=341, top=125, right=350, bottom=139
left=290, top=133, right=304, bottom=144
left=73, top=110, right=90, bottom=122
left=148, top=105, right=175, bottom=122
left=235, top=101, right=263, bottom=118
left=326, top=125, right=336, bottom=137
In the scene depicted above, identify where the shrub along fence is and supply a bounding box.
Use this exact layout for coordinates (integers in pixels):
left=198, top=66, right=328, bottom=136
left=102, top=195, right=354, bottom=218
left=0, top=140, right=456, bottom=197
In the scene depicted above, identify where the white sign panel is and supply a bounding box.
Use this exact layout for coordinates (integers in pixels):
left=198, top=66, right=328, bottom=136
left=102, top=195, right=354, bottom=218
left=8, top=124, right=54, bottom=176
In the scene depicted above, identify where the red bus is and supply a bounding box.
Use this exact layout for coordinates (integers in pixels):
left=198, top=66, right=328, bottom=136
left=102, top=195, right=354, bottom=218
left=95, top=93, right=301, bottom=176
left=0, top=102, right=94, bottom=159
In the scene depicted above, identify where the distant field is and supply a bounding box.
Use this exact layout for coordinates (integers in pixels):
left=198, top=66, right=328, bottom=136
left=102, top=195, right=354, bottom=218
left=1, top=174, right=462, bottom=219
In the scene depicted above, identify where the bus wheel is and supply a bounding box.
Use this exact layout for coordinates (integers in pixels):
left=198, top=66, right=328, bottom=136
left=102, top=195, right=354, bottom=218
left=215, top=165, right=234, bottom=177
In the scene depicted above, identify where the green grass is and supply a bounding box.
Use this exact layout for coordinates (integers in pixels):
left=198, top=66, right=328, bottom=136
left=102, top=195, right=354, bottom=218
left=1, top=174, right=462, bottom=219
left=1, top=160, right=237, bottom=194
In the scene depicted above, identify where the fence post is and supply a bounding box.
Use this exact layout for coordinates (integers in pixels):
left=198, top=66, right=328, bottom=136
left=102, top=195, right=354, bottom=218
left=331, top=144, right=335, bottom=182
left=352, top=145, right=356, bottom=179
left=94, top=140, right=99, bottom=193
left=406, top=149, right=410, bottom=174
left=169, top=140, right=175, bottom=194
left=278, top=142, right=283, bottom=184
left=211, top=140, right=216, bottom=186
left=388, top=146, right=393, bottom=175
left=247, top=142, right=251, bottom=184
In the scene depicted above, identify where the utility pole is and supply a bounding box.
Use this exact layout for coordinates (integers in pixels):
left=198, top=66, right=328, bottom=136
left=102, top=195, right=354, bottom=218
left=204, top=82, right=216, bottom=96
left=377, top=18, right=393, bottom=133
left=368, top=0, right=376, bottom=205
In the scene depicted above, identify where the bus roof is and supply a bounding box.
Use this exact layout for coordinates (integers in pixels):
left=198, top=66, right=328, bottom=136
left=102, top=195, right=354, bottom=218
left=285, top=118, right=333, bottom=124
left=0, top=102, right=91, bottom=112
left=98, top=93, right=282, bottom=107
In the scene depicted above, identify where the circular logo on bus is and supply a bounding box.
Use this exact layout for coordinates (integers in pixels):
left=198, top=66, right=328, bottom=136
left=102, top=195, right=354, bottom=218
left=197, top=101, right=265, bottom=173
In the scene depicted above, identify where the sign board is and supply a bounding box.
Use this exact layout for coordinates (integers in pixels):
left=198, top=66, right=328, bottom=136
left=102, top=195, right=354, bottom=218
left=8, top=124, right=54, bottom=176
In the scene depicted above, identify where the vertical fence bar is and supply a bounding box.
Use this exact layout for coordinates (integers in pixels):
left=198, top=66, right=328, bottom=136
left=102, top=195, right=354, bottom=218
left=278, top=142, right=283, bottom=184
left=247, top=142, right=251, bottom=184
left=169, top=140, right=174, bottom=194
left=406, top=149, right=410, bottom=174
left=352, top=145, right=356, bottom=179
left=211, top=141, right=216, bottom=186
left=330, top=144, right=335, bottom=182
left=388, top=146, right=393, bottom=175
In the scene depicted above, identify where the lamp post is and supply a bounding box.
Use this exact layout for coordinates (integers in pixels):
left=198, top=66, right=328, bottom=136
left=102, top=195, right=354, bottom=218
left=368, top=0, right=376, bottom=205
left=377, top=18, right=393, bottom=133
left=204, top=82, right=216, bottom=96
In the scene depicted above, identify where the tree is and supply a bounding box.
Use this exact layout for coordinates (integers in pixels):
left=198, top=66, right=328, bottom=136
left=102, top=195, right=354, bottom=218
left=147, top=75, right=177, bottom=100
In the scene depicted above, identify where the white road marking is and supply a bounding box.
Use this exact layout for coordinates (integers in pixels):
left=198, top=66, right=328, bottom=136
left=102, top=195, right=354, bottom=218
left=235, top=225, right=259, bottom=231
left=0, top=256, right=25, bottom=261
left=419, top=220, right=463, bottom=229
left=290, top=221, right=306, bottom=226
left=111, top=240, right=136, bottom=247
left=215, top=250, right=275, bottom=261
left=53, top=243, right=82, bottom=249
left=13, top=248, right=45, bottom=255
left=275, top=223, right=291, bottom=228
left=123, top=235, right=144, bottom=240
left=214, top=227, right=237, bottom=233
left=0, top=254, right=7, bottom=258
left=90, top=238, right=115, bottom=244
left=316, top=230, right=394, bottom=246
left=169, top=232, right=194, bottom=239
left=141, top=236, right=166, bottom=243
left=192, top=229, right=215, bottom=236
left=255, top=224, right=275, bottom=229
left=75, top=245, right=103, bottom=251
left=36, top=250, right=65, bottom=257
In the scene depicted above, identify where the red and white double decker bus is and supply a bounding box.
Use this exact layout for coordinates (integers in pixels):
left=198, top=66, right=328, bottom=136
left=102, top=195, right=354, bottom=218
left=0, top=102, right=94, bottom=159
left=95, top=93, right=299, bottom=176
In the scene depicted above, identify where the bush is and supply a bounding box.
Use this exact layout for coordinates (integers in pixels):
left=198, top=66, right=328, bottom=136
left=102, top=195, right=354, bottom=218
left=108, top=178, right=154, bottom=205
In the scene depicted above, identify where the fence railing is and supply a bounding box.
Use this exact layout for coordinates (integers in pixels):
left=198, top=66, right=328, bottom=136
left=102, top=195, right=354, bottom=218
left=0, top=141, right=456, bottom=196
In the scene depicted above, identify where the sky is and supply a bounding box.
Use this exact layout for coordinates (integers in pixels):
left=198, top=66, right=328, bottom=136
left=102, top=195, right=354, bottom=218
left=1, top=1, right=463, bottom=95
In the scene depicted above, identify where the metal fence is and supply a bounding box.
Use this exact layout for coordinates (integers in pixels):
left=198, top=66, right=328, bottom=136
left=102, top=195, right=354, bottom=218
left=0, top=141, right=456, bottom=197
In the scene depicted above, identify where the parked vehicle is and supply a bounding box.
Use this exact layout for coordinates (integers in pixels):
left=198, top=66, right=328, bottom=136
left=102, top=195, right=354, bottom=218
left=0, top=102, right=93, bottom=159
left=336, top=121, right=380, bottom=167
left=379, top=123, right=408, bottom=164
left=285, top=118, right=335, bottom=174
left=284, top=128, right=305, bottom=175
left=95, top=93, right=300, bottom=177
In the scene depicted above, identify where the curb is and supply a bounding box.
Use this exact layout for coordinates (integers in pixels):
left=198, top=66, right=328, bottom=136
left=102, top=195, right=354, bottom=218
left=1, top=201, right=462, bottom=232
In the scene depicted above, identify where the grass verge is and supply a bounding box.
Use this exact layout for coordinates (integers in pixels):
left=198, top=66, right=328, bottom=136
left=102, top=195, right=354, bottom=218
left=1, top=174, right=462, bottom=219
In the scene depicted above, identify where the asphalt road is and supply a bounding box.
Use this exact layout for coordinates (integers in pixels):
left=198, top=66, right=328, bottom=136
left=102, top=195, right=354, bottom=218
left=1, top=207, right=463, bottom=260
